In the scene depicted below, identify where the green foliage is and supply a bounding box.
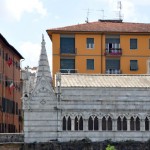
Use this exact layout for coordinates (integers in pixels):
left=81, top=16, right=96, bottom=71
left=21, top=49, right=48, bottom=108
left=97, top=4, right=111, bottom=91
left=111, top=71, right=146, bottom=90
left=106, top=144, right=116, bottom=150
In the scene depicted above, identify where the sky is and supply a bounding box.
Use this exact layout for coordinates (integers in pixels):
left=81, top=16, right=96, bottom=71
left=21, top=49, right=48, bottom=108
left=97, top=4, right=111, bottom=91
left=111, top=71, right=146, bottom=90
left=1, top=0, right=150, bottom=70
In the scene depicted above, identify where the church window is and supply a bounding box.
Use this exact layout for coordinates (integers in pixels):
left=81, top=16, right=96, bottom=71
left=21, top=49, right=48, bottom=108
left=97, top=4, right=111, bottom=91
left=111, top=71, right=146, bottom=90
left=136, top=117, right=140, bottom=131
left=79, top=117, right=83, bottom=130
left=108, top=116, right=112, bottom=130
left=130, top=117, right=134, bottom=130
left=123, top=117, right=127, bottom=131
left=67, top=116, right=71, bottom=130
left=75, top=117, right=78, bottom=131
left=117, top=117, right=121, bottom=130
left=102, top=117, right=106, bottom=130
left=145, top=117, right=149, bottom=131
left=94, top=117, right=98, bottom=130
left=62, top=117, right=66, bottom=130
left=88, top=116, right=93, bottom=130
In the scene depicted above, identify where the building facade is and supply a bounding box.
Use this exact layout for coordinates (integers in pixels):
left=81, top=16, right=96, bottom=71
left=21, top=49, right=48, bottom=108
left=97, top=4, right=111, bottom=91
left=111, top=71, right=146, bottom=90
left=46, top=20, right=150, bottom=81
left=23, top=35, right=150, bottom=143
left=0, top=33, right=23, bottom=133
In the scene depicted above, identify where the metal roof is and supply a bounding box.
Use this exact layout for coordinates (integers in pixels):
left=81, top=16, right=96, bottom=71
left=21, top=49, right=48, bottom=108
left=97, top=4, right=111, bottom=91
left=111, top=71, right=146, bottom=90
left=60, top=74, right=150, bottom=88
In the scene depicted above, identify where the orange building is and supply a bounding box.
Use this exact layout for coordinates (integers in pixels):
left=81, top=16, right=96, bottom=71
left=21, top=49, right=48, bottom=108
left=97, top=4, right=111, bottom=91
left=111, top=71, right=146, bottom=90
left=47, top=20, right=150, bottom=80
left=0, top=33, right=23, bottom=133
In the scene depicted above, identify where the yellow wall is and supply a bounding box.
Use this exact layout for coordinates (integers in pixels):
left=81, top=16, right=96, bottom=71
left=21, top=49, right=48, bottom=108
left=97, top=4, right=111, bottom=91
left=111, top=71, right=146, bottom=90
left=51, top=32, right=150, bottom=78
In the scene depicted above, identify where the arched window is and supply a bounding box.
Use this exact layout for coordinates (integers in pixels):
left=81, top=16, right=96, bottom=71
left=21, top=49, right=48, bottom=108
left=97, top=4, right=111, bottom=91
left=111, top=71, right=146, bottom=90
left=108, top=116, right=112, bottom=130
left=145, top=117, right=149, bottom=131
left=94, top=117, right=98, bottom=130
left=102, top=117, right=106, bottom=130
left=117, top=117, right=121, bottom=130
left=123, top=117, right=127, bottom=131
left=136, top=117, right=140, bottom=131
left=63, top=116, right=66, bottom=130
left=75, top=117, right=78, bottom=130
left=79, top=117, right=83, bottom=130
left=130, top=117, right=134, bottom=131
left=67, top=116, right=71, bottom=130
left=88, top=116, right=93, bottom=130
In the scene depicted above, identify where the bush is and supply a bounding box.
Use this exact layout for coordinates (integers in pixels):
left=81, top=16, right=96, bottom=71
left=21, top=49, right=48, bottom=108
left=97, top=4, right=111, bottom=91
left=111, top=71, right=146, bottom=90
left=106, top=144, right=116, bottom=150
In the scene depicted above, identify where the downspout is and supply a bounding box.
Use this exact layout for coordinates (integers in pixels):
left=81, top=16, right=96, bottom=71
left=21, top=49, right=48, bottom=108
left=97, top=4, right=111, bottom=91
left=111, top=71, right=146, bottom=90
left=101, top=33, right=104, bottom=74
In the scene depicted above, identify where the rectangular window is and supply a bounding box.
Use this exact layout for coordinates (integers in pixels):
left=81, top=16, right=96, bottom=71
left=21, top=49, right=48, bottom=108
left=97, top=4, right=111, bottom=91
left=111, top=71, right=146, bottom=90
left=60, top=59, right=75, bottom=73
left=87, top=59, right=94, bottom=70
left=106, top=59, right=120, bottom=74
left=130, top=60, right=138, bottom=71
left=86, top=38, right=94, bottom=49
left=60, top=35, right=75, bottom=54
left=130, top=39, right=137, bottom=49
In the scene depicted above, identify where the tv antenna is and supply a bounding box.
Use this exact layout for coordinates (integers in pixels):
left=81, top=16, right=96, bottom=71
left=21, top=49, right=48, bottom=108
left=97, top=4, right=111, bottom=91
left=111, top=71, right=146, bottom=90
left=97, top=9, right=105, bottom=19
left=117, top=1, right=122, bottom=20
left=85, top=8, right=90, bottom=23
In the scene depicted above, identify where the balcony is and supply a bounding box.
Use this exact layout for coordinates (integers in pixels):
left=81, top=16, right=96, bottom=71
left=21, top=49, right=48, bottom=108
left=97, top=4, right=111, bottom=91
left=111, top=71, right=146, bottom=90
left=105, top=69, right=121, bottom=74
left=60, top=47, right=77, bottom=56
left=60, top=69, right=77, bottom=73
left=104, top=48, right=122, bottom=56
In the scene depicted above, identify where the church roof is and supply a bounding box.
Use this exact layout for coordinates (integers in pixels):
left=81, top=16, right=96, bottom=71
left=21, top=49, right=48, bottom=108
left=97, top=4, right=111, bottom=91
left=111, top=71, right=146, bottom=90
left=60, top=74, right=150, bottom=88
left=47, top=21, right=150, bottom=36
left=36, top=35, right=51, bottom=82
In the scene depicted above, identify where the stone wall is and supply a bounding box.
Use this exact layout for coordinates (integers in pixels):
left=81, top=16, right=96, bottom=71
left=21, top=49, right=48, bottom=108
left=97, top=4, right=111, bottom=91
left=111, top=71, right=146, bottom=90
left=1, top=139, right=150, bottom=150
left=0, top=133, right=24, bottom=143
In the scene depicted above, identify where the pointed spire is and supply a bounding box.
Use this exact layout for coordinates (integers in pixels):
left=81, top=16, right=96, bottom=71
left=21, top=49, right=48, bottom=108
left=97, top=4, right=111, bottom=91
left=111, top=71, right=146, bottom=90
left=36, top=34, right=51, bottom=82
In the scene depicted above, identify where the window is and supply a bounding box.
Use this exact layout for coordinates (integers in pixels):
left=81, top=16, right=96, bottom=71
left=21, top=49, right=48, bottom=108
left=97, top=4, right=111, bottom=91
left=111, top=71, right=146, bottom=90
left=79, top=117, right=83, bottom=130
left=145, top=117, right=149, bottom=131
left=102, top=117, right=106, bottom=130
left=130, top=39, right=137, bottom=49
left=87, top=59, right=94, bottom=70
left=67, top=117, right=71, bottom=130
left=60, top=59, right=75, bottom=73
left=62, top=117, right=66, bottom=130
left=60, top=35, right=75, bottom=54
left=88, top=116, right=93, bottom=130
left=149, top=39, right=150, bottom=49
left=86, top=38, right=94, bottom=49
left=130, top=60, right=138, bottom=71
left=94, top=117, right=98, bottom=130
left=106, top=59, right=120, bottom=74
left=75, top=117, right=78, bottom=130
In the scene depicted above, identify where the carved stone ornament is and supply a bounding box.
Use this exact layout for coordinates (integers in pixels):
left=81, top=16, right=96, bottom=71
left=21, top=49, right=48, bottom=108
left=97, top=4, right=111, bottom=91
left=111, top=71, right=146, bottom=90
left=40, top=99, right=46, bottom=105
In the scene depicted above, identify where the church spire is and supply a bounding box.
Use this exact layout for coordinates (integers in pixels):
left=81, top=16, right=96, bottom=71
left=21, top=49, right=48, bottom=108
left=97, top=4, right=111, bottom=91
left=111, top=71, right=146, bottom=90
left=36, top=34, right=51, bottom=82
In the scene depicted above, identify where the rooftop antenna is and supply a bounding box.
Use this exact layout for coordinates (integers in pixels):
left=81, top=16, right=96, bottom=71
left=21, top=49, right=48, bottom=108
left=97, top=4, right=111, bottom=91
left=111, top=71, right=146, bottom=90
left=97, top=9, right=105, bottom=19
left=118, top=1, right=122, bottom=20
left=85, top=8, right=90, bottom=23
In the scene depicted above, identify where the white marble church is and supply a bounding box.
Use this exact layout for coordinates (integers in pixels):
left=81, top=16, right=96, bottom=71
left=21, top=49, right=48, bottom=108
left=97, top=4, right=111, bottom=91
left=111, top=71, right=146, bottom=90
left=23, top=35, right=150, bottom=143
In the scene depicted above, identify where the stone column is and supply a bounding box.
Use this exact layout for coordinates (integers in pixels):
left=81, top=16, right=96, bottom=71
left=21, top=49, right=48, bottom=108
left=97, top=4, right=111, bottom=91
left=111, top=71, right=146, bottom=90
left=84, top=119, right=88, bottom=131
left=71, top=119, right=74, bottom=131
left=113, top=119, right=117, bottom=131
left=127, top=119, right=130, bottom=131
left=140, top=119, right=145, bottom=131
left=99, top=118, right=102, bottom=131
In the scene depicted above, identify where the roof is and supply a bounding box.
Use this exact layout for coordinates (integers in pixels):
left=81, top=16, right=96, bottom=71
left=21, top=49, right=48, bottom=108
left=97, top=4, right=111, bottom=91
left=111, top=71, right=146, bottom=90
left=47, top=21, right=150, bottom=35
left=60, top=74, right=150, bottom=88
left=0, top=33, right=24, bottom=59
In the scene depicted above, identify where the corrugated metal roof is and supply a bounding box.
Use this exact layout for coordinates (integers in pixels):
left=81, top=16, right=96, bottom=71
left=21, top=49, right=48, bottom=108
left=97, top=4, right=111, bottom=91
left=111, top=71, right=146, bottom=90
left=47, top=21, right=150, bottom=35
left=60, top=74, right=150, bottom=88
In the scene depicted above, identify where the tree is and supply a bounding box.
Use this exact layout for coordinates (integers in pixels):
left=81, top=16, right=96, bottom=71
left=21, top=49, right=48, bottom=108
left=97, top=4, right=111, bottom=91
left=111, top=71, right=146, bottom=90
left=106, top=144, right=116, bottom=150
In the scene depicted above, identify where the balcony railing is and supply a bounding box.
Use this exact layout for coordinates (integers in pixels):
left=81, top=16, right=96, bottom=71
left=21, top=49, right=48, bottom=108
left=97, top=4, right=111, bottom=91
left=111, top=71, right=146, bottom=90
left=60, top=47, right=77, bottom=55
left=104, top=48, right=122, bottom=56
left=60, top=69, right=77, bottom=73
left=106, top=69, right=121, bottom=74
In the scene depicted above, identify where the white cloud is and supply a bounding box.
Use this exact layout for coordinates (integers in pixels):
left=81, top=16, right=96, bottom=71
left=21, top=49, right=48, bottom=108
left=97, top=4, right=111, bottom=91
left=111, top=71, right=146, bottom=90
left=19, top=42, right=40, bottom=68
left=4, top=0, right=47, bottom=21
